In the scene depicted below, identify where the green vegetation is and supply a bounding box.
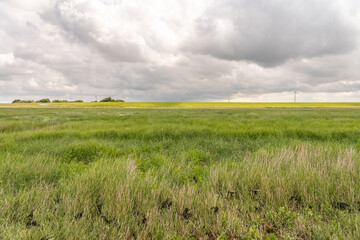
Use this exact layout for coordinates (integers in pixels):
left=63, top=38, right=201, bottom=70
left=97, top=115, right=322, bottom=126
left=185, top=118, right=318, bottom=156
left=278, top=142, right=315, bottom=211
left=99, top=97, right=125, bottom=102
left=11, top=99, right=34, bottom=103
left=36, top=98, right=51, bottom=103
left=0, top=107, right=360, bottom=239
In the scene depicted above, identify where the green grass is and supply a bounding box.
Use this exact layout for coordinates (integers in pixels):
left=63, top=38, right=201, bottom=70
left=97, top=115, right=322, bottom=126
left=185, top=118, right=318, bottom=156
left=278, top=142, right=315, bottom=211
left=0, top=107, right=360, bottom=239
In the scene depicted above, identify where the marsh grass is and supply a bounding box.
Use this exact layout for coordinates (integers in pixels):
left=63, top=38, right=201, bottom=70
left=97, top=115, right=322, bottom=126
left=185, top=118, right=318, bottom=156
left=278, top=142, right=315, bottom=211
left=0, top=108, right=360, bottom=239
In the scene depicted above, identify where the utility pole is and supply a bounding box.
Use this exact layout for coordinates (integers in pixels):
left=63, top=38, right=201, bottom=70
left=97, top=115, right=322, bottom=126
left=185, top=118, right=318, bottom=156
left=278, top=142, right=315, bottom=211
left=228, top=93, right=230, bottom=103
left=294, top=91, right=297, bottom=103
left=95, top=96, right=98, bottom=102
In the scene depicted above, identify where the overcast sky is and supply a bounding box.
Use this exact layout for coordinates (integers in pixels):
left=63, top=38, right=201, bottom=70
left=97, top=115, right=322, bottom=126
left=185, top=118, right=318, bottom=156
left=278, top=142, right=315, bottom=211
left=1, top=0, right=360, bottom=102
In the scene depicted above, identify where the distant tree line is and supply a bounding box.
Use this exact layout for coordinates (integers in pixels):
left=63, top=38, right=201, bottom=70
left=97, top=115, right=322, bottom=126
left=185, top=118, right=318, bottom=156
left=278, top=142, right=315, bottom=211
left=12, top=99, right=35, bottom=103
left=12, top=97, right=124, bottom=103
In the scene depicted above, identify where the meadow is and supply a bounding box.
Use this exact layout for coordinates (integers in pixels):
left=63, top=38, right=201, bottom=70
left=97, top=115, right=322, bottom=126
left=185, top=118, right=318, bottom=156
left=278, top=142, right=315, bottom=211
left=1, top=106, right=360, bottom=239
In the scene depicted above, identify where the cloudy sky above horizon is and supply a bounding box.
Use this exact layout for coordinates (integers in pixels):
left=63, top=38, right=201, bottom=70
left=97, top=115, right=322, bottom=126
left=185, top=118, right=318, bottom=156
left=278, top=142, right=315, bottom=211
left=1, top=0, right=360, bottom=102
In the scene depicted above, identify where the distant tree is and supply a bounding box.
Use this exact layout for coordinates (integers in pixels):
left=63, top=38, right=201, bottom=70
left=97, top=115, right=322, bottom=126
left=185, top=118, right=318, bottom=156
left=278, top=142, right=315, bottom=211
left=36, top=98, right=51, bottom=103
left=71, top=100, right=84, bottom=103
left=12, top=99, right=34, bottom=103
left=100, top=97, right=114, bottom=102
left=52, top=100, right=68, bottom=103
left=100, top=97, right=124, bottom=102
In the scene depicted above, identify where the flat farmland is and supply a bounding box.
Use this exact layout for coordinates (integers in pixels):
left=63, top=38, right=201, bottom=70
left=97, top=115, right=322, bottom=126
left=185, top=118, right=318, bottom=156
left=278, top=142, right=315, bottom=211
left=3, top=101, right=360, bottom=108
left=1, top=107, right=360, bottom=239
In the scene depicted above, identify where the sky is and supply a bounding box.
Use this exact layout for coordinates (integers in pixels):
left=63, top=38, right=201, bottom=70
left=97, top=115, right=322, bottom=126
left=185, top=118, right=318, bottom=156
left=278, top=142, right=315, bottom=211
left=0, top=0, right=360, bottom=102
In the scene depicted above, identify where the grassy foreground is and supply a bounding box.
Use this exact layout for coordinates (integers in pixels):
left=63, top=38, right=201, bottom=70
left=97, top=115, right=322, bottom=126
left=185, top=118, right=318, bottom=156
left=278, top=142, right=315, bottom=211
left=1, top=107, right=360, bottom=239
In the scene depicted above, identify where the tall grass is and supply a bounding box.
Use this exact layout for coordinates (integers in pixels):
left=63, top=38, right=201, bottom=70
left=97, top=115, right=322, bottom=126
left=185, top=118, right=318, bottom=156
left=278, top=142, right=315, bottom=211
left=0, top=108, right=360, bottom=239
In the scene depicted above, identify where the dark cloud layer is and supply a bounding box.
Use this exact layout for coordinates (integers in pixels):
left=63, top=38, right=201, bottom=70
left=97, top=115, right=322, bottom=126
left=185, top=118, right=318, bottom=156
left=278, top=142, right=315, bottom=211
left=185, top=0, right=357, bottom=67
left=0, top=0, right=360, bottom=102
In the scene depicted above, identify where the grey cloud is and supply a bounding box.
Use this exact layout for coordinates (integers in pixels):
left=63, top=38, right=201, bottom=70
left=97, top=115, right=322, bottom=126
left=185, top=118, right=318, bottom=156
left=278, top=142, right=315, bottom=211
left=184, top=0, right=358, bottom=67
left=1, top=0, right=360, bottom=103
left=13, top=47, right=42, bottom=61
left=289, top=48, right=360, bottom=86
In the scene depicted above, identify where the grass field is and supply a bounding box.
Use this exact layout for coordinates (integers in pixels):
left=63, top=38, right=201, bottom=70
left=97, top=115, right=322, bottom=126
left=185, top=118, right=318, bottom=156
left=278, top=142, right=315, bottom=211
left=1, top=106, right=360, bottom=239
